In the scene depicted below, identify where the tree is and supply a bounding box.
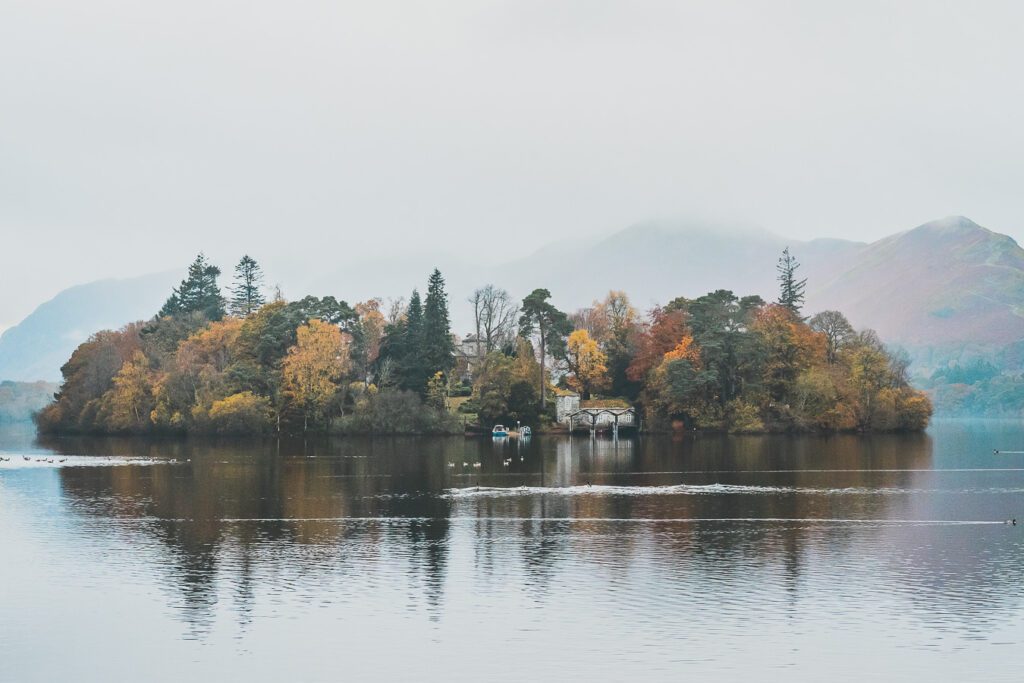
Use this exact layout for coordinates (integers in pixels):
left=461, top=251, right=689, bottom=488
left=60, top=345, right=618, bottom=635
left=355, top=299, right=386, bottom=379
left=469, top=285, right=517, bottom=355
left=776, top=247, right=807, bottom=316
left=378, top=289, right=429, bottom=393
left=106, top=350, right=154, bottom=430
left=426, top=371, right=448, bottom=410
left=564, top=329, right=609, bottom=399
left=423, top=269, right=455, bottom=379
left=518, top=289, right=571, bottom=408
left=751, top=304, right=826, bottom=405
left=471, top=339, right=542, bottom=426
left=685, top=290, right=765, bottom=406
left=229, top=255, right=266, bottom=317
left=597, top=291, right=640, bottom=397
left=282, top=319, right=351, bottom=430
left=808, top=310, right=855, bottom=364
left=627, top=306, right=689, bottom=383
left=159, top=253, right=225, bottom=321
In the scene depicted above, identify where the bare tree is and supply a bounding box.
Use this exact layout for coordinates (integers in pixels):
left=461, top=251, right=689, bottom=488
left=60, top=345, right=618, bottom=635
left=385, top=296, right=406, bottom=326
left=887, top=347, right=912, bottom=388
left=809, top=310, right=855, bottom=364
left=469, top=285, right=516, bottom=354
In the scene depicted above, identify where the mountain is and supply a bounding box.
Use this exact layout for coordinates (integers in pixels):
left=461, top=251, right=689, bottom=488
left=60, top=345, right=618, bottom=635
left=0, top=272, right=177, bottom=382
left=805, top=216, right=1024, bottom=343
left=3, top=216, right=1022, bottom=383
left=489, top=220, right=864, bottom=312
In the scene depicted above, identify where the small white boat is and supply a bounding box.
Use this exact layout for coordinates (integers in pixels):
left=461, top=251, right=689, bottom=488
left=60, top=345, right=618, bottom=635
left=520, top=426, right=532, bottom=437
left=492, top=424, right=509, bottom=437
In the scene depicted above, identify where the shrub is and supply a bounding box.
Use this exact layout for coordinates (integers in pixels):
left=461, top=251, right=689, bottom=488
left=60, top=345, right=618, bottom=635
left=334, top=389, right=462, bottom=435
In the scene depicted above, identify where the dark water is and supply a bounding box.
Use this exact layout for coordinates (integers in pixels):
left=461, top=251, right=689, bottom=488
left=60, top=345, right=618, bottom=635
left=2, top=421, right=1024, bottom=681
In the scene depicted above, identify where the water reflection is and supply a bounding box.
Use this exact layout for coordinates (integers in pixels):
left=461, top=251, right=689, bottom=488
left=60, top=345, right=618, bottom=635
left=2, top=424, right=1023, bottom=680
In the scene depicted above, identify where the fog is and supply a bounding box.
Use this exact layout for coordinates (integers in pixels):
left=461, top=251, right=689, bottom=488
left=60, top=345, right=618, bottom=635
left=3, top=1, right=1024, bottom=329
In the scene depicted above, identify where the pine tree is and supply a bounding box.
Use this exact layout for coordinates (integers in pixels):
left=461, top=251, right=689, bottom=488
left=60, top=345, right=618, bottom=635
left=518, top=288, right=571, bottom=408
left=776, top=247, right=807, bottom=316
left=229, top=255, right=266, bottom=317
left=159, top=253, right=225, bottom=321
left=422, top=268, right=455, bottom=378
left=396, top=289, right=428, bottom=392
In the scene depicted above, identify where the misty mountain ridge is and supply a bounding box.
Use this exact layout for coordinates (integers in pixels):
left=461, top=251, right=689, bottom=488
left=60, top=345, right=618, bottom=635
left=0, top=272, right=179, bottom=382
left=1, top=216, right=1021, bottom=383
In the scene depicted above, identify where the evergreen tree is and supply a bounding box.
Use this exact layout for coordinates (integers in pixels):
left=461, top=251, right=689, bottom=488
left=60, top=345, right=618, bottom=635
left=422, top=268, right=455, bottom=378
left=229, top=255, right=266, bottom=317
left=394, top=289, right=429, bottom=392
left=518, top=288, right=571, bottom=408
left=158, top=253, right=225, bottom=321
left=776, top=247, right=807, bottom=316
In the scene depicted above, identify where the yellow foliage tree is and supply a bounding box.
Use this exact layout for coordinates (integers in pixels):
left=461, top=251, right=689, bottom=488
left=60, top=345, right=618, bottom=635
left=106, top=350, right=154, bottom=430
left=565, top=329, right=610, bottom=399
left=282, top=319, right=351, bottom=430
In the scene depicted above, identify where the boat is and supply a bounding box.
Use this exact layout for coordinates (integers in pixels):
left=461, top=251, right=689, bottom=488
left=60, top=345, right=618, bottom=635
left=520, top=426, right=532, bottom=437
left=492, top=424, right=509, bottom=437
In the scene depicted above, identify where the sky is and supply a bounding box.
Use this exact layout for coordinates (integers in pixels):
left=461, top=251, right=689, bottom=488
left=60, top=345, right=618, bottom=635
left=3, top=0, right=1024, bottom=331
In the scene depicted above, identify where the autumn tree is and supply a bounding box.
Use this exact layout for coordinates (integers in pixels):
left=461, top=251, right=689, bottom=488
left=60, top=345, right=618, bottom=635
left=809, top=310, right=855, bottom=364
left=472, top=339, right=543, bottom=426
left=159, top=253, right=225, bottom=321
left=627, top=306, right=689, bottom=383
left=776, top=247, right=807, bottom=316
left=104, top=350, right=154, bottom=431
left=751, top=304, right=826, bottom=406
left=596, top=291, right=640, bottom=396
left=229, top=255, right=266, bottom=317
left=36, top=323, right=144, bottom=432
left=282, top=319, right=351, bottom=430
left=518, top=288, right=571, bottom=408
left=564, top=329, right=609, bottom=399
left=646, top=335, right=714, bottom=427
left=355, top=299, right=386, bottom=379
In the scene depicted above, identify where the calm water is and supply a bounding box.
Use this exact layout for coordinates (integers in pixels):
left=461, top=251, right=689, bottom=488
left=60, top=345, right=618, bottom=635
left=2, top=421, right=1024, bottom=681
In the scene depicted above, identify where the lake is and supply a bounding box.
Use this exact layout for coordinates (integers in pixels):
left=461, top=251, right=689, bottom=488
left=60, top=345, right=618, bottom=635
left=2, top=420, right=1023, bottom=681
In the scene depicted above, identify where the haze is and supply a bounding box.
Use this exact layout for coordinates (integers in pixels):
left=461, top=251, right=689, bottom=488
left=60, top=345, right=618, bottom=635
left=4, top=0, right=1024, bottom=330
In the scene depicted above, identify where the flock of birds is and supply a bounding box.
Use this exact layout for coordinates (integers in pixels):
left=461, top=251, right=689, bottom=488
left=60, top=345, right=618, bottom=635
left=0, top=456, right=67, bottom=463
left=446, top=456, right=522, bottom=470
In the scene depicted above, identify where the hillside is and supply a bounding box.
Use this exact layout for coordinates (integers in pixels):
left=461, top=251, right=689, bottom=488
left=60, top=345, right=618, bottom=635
left=804, top=216, right=1024, bottom=369
left=489, top=221, right=864, bottom=312
left=0, top=272, right=177, bottom=382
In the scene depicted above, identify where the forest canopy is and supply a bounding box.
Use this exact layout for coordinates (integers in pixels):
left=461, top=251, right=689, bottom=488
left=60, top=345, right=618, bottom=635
left=37, top=251, right=932, bottom=436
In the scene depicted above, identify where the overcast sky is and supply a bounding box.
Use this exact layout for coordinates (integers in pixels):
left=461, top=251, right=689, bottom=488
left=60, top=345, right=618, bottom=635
left=3, top=0, right=1024, bottom=330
